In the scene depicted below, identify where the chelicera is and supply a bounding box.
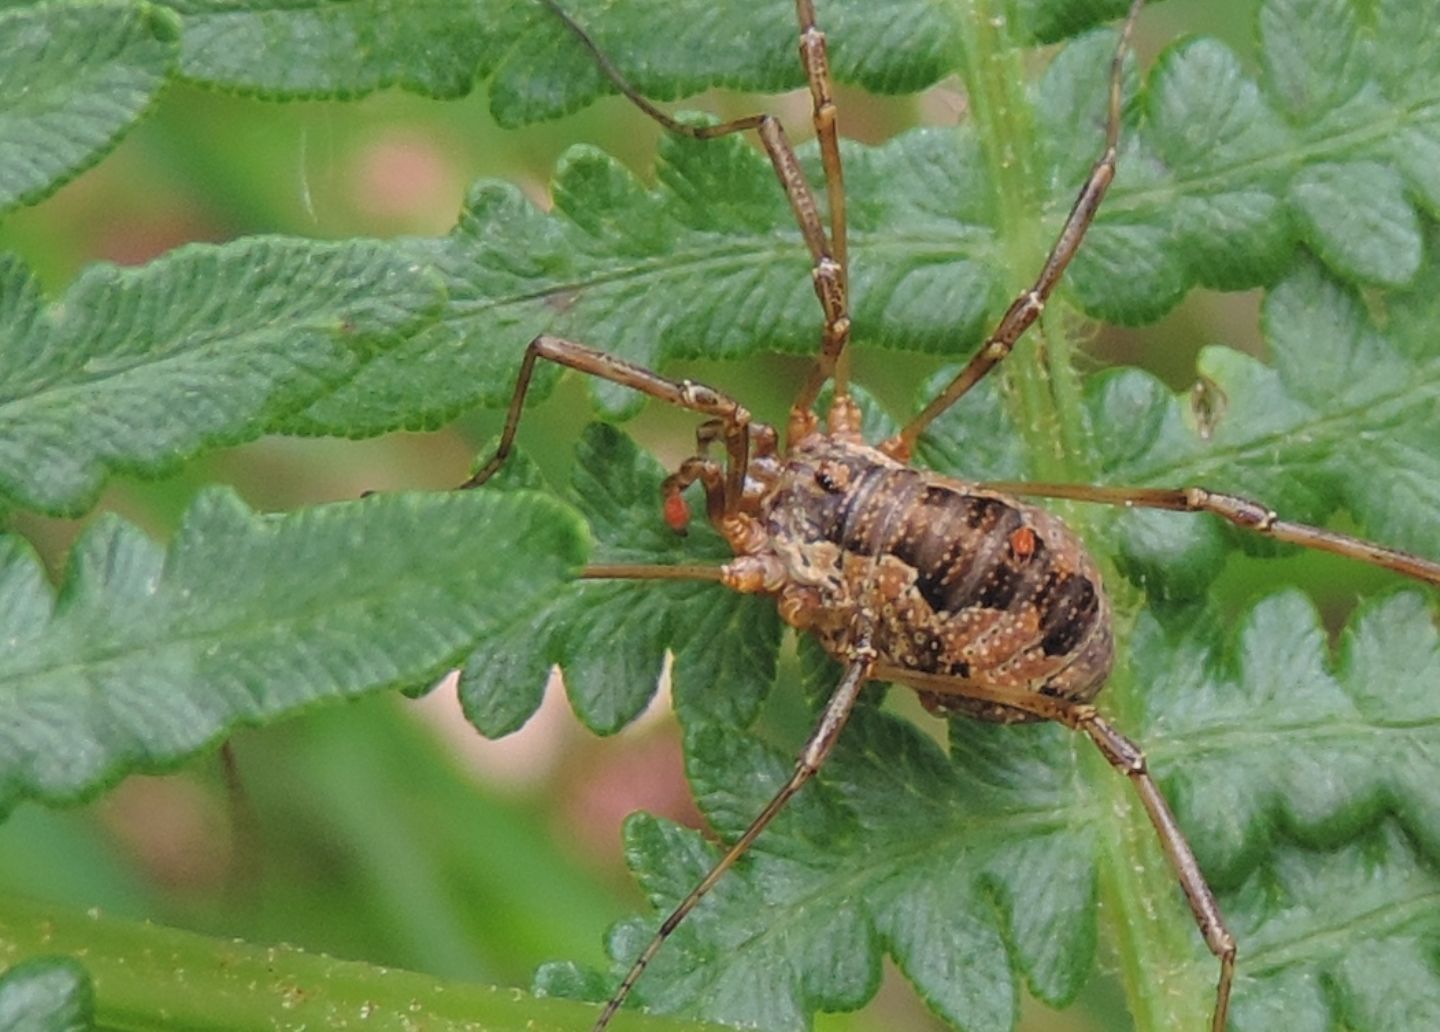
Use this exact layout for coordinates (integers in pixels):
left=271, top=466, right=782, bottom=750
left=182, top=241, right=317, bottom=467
left=463, top=2, right=1440, bottom=1029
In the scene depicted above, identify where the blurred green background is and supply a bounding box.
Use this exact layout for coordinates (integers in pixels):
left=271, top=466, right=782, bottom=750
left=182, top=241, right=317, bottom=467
left=0, top=1, right=1390, bottom=1029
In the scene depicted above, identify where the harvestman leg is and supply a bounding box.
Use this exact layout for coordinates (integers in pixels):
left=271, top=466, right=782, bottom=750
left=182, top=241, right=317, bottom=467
left=791, top=0, right=854, bottom=408
left=877, top=666, right=1235, bottom=1032
left=537, top=0, right=854, bottom=422
left=580, top=564, right=727, bottom=584
left=590, top=645, right=878, bottom=1032
left=790, top=0, right=847, bottom=284
left=982, top=481, right=1440, bottom=585
left=459, top=334, right=756, bottom=513
left=884, top=0, right=1146, bottom=460
left=1078, top=710, right=1234, bottom=1032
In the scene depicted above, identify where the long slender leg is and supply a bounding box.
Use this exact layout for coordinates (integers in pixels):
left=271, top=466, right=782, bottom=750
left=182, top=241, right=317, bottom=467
left=794, top=0, right=846, bottom=284
left=1076, top=709, right=1235, bottom=1032
left=870, top=667, right=1233, bottom=1032
left=591, top=646, right=877, bottom=1032
left=459, top=335, right=754, bottom=513
left=790, top=0, right=852, bottom=409
left=884, top=0, right=1146, bottom=460
left=460, top=336, right=760, bottom=515
left=580, top=564, right=726, bottom=583
left=538, top=0, right=852, bottom=429
left=981, top=480, right=1440, bottom=586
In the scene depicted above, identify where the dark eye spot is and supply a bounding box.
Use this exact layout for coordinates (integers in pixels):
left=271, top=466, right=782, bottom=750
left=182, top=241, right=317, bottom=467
left=814, top=461, right=849, bottom=493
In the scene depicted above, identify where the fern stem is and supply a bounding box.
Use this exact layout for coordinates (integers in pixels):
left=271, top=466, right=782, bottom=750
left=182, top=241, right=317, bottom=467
left=0, top=895, right=718, bottom=1032
left=956, top=0, right=1080, bottom=483
left=955, top=5, right=1209, bottom=1030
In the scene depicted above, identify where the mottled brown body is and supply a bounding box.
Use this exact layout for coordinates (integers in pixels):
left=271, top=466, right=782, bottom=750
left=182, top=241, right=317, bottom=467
left=755, top=437, right=1113, bottom=722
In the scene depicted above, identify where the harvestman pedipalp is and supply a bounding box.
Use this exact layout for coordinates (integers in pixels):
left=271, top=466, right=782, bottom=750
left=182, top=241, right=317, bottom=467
left=462, top=2, right=1440, bottom=1030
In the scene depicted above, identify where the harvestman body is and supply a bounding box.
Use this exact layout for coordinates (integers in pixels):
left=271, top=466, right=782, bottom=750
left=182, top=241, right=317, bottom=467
left=464, top=2, right=1440, bottom=1029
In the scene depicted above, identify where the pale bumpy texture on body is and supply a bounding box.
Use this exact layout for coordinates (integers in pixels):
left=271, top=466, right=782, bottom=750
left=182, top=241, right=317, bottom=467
left=762, top=438, right=1113, bottom=722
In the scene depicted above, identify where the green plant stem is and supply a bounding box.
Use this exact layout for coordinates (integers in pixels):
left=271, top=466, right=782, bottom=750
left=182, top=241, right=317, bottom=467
left=958, top=0, right=1074, bottom=484
left=1087, top=669, right=1211, bottom=1032
left=0, top=895, right=722, bottom=1032
left=957, top=3, right=1209, bottom=1030
left=959, top=0, right=1099, bottom=487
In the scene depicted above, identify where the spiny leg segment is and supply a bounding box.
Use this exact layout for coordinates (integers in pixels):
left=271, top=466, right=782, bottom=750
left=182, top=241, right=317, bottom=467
left=1080, top=710, right=1235, bottom=1032
left=790, top=0, right=852, bottom=409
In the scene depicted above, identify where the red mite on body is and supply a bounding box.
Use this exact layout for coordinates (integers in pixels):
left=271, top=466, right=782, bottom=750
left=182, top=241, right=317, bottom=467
left=458, top=2, right=1440, bottom=1029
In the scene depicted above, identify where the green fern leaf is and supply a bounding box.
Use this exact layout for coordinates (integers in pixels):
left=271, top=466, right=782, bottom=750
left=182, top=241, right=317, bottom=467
left=5, top=1, right=1439, bottom=1031
left=0, top=488, right=586, bottom=814
left=0, top=1, right=177, bottom=215
left=459, top=424, right=779, bottom=737
left=0, top=240, right=441, bottom=515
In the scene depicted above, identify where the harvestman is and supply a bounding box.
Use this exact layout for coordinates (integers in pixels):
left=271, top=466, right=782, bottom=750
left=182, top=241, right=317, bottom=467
left=464, top=1, right=1440, bottom=1029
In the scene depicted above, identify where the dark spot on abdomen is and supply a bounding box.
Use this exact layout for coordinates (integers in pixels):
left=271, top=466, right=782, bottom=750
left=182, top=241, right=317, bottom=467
left=910, top=495, right=1027, bottom=616
left=1039, top=574, right=1099, bottom=656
